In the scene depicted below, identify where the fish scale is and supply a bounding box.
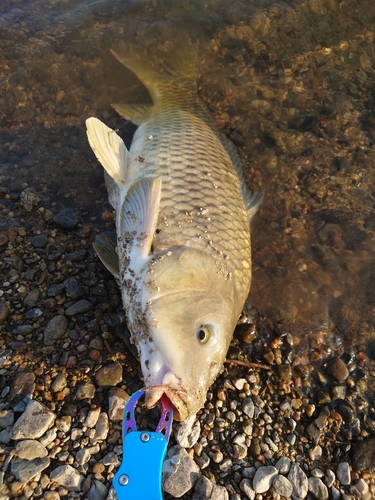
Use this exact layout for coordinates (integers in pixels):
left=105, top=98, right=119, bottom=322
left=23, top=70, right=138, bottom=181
left=86, top=39, right=262, bottom=420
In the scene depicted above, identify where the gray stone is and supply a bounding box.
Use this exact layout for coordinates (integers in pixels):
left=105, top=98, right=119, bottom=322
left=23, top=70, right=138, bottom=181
left=87, top=479, right=108, bottom=500
left=192, top=475, right=228, bottom=500
left=275, top=456, right=291, bottom=474
left=252, top=465, right=278, bottom=493
left=195, top=451, right=210, bottom=469
left=32, top=234, right=48, bottom=248
left=352, top=436, right=375, bottom=472
left=75, top=448, right=90, bottom=466
left=163, top=445, right=200, bottom=497
left=76, top=382, right=96, bottom=400
left=44, top=315, right=68, bottom=346
left=55, top=416, right=71, bottom=433
left=311, top=468, right=324, bottom=478
left=272, top=475, right=293, bottom=497
left=0, top=409, right=14, bottom=429
left=95, top=362, right=123, bottom=387
left=53, top=208, right=79, bottom=229
left=9, top=371, right=35, bottom=408
left=0, top=429, right=11, bottom=443
left=14, top=439, right=48, bottom=460
left=331, top=487, right=340, bottom=500
left=175, top=415, right=201, bottom=448
left=288, top=463, right=308, bottom=500
left=11, top=456, right=50, bottom=483
left=102, top=451, right=119, bottom=466
left=308, top=476, right=329, bottom=500
left=106, top=487, right=117, bottom=500
left=337, top=462, right=351, bottom=485
left=12, top=400, right=55, bottom=440
left=242, top=467, right=255, bottom=479
left=50, top=465, right=84, bottom=491
left=65, top=300, right=92, bottom=316
left=242, top=398, right=255, bottom=418
left=51, top=372, right=67, bottom=392
left=239, top=478, right=255, bottom=500
left=324, top=469, right=335, bottom=488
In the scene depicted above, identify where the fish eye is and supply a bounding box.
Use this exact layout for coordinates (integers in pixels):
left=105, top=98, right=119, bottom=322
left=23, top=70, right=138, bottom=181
left=197, top=325, right=211, bottom=344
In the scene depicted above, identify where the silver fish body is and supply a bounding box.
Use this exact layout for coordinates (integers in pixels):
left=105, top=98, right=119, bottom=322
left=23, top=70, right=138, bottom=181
left=86, top=40, right=262, bottom=420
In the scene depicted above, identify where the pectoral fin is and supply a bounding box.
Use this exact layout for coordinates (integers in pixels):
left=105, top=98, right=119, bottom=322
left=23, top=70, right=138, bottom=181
left=111, top=103, right=153, bottom=125
left=119, top=178, right=162, bottom=269
left=93, top=232, right=120, bottom=278
left=86, top=117, right=129, bottom=187
left=244, top=190, right=264, bottom=222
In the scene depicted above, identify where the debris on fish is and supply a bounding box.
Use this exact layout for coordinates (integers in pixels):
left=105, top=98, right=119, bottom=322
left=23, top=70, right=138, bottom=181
left=86, top=37, right=262, bottom=421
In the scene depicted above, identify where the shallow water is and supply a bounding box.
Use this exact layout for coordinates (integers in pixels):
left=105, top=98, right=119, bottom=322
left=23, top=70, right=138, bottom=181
left=1, top=0, right=375, bottom=390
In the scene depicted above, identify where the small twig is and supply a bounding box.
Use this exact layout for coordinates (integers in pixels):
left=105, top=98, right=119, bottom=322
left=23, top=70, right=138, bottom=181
left=224, top=359, right=272, bottom=370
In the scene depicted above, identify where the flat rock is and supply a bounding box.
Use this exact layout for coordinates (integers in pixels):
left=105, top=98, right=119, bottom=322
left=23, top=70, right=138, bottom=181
left=352, top=436, right=375, bottom=472
left=272, top=475, right=293, bottom=498
left=163, top=445, right=200, bottom=497
left=308, top=476, right=329, bottom=500
left=87, top=479, right=108, bottom=500
left=108, top=387, right=129, bottom=421
left=252, top=465, right=278, bottom=493
left=44, top=315, right=68, bottom=346
left=192, top=475, right=228, bottom=500
left=175, top=415, right=201, bottom=448
left=11, top=400, right=55, bottom=440
left=95, top=362, right=123, bottom=387
left=14, top=439, right=48, bottom=459
left=53, top=208, right=79, bottom=229
left=336, top=462, right=351, bottom=485
left=50, top=465, right=84, bottom=491
left=65, top=300, right=92, bottom=316
left=288, top=463, right=308, bottom=500
left=11, top=456, right=50, bottom=483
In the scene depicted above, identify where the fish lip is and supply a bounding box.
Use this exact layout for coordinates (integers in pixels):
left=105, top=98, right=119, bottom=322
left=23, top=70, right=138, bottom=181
left=144, top=385, right=189, bottom=421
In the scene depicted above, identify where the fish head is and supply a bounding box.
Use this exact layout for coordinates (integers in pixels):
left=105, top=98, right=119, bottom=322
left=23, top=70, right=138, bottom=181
left=139, top=247, right=241, bottom=420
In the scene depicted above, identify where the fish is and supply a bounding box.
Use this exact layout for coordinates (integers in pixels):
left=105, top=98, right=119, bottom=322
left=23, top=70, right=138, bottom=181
left=86, top=38, right=262, bottom=421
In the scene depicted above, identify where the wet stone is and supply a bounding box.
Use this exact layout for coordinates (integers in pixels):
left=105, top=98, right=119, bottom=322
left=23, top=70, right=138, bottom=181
left=352, top=436, right=375, bottom=472
left=252, top=465, right=278, bottom=493
left=326, top=357, right=349, bottom=382
left=163, top=445, right=200, bottom=497
left=14, top=439, right=48, bottom=459
left=175, top=415, right=201, bottom=448
left=288, top=463, right=308, bottom=500
left=65, top=300, right=93, bottom=316
left=50, top=465, right=84, bottom=491
left=31, top=234, right=48, bottom=248
left=94, top=362, right=123, bottom=387
left=308, top=476, right=329, bottom=500
left=11, top=456, right=50, bottom=483
left=76, top=383, right=95, bottom=400
left=44, top=315, right=68, bottom=346
left=338, top=403, right=355, bottom=423
left=53, top=209, right=79, bottom=229
left=12, top=400, right=55, bottom=440
left=108, top=387, right=129, bottom=421
left=272, top=475, right=293, bottom=498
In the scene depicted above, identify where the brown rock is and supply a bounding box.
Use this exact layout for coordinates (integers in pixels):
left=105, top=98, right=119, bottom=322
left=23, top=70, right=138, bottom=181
left=0, top=302, right=10, bottom=324
left=326, top=357, right=349, bottom=382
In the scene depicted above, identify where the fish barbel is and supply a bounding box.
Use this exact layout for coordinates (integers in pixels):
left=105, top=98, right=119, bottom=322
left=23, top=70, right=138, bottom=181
left=86, top=39, right=262, bottom=420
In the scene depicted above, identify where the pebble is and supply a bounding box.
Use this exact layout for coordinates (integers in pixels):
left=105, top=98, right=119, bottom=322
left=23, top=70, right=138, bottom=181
left=336, top=461, right=351, bottom=485
left=0, top=302, right=10, bottom=324
left=44, top=315, right=68, bottom=346
left=252, top=465, right=278, bottom=493
left=87, top=479, right=108, bottom=500
left=163, top=445, right=200, bottom=497
left=76, top=383, right=96, bottom=400
left=51, top=372, right=67, bottom=392
left=0, top=409, right=14, bottom=428
left=50, top=465, right=84, bottom=491
left=95, top=362, right=123, bottom=387
left=0, top=233, right=9, bottom=247
left=84, top=407, right=101, bottom=428
left=324, top=469, right=335, bottom=488
left=288, top=463, right=308, bottom=499
left=75, top=448, right=90, bottom=466
left=11, top=400, right=56, bottom=440
left=355, top=478, right=369, bottom=495
left=192, top=475, right=228, bottom=500
left=108, top=387, right=129, bottom=421
left=175, top=415, right=201, bottom=448
left=326, top=357, right=349, bottom=382
left=55, top=416, right=71, bottom=433
left=94, top=412, right=109, bottom=441
left=275, top=456, right=291, bottom=474
left=11, top=456, right=50, bottom=483
left=9, top=371, right=35, bottom=407
left=242, top=397, right=255, bottom=418
left=65, top=299, right=93, bottom=316
left=14, top=439, right=48, bottom=459
left=351, top=435, right=375, bottom=472
left=239, top=478, right=255, bottom=499
left=53, top=209, right=79, bottom=229
left=308, top=476, right=329, bottom=500
left=272, top=474, right=293, bottom=497
left=31, top=234, right=48, bottom=248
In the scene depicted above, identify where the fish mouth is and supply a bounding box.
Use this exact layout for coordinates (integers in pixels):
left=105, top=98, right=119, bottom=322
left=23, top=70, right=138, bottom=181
left=144, top=370, right=189, bottom=421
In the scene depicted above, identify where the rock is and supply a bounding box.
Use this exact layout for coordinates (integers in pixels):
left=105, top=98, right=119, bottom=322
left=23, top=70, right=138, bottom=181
left=354, top=478, right=369, bottom=495
left=252, top=465, right=278, bottom=493
left=306, top=406, right=330, bottom=443
left=53, top=208, right=79, bottom=229
left=84, top=407, right=101, bottom=428
left=275, top=456, right=291, bottom=474
left=9, top=371, right=35, bottom=409
left=11, top=400, right=56, bottom=440
left=175, top=415, right=201, bottom=448
left=309, top=445, right=323, bottom=461
left=76, top=383, right=96, bottom=400
left=44, top=315, right=68, bottom=346
left=55, top=416, right=71, bottom=433
left=25, top=307, right=43, bottom=319
left=272, top=475, right=293, bottom=498
left=95, top=362, right=123, bottom=387
left=106, top=487, right=117, bottom=500
left=102, top=452, right=119, bottom=466
left=324, top=469, right=335, bottom=488
left=11, top=456, right=50, bottom=483
left=108, top=387, right=129, bottom=421
left=352, top=436, right=375, bottom=472
left=76, top=448, right=90, bottom=466
left=51, top=372, right=67, bottom=392
left=0, top=233, right=8, bottom=247
left=0, top=409, right=14, bottom=429
left=87, top=480, right=108, bottom=500
left=336, top=462, right=351, bottom=485
left=239, top=478, right=255, bottom=500
left=326, top=357, right=349, bottom=382
left=0, top=302, right=10, bottom=324
left=192, top=475, right=228, bottom=500
left=65, top=300, right=93, bottom=316
left=288, top=463, right=308, bottom=500
left=64, top=277, right=82, bottom=299
left=50, top=465, right=84, bottom=491
left=0, top=429, right=11, bottom=443
left=242, top=398, right=255, bottom=418
left=308, top=477, right=329, bottom=500
left=31, top=234, right=48, bottom=248
left=163, top=445, right=200, bottom=497
left=94, top=412, right=109, bottom=441
left=14, top=439, right=48, bottom=459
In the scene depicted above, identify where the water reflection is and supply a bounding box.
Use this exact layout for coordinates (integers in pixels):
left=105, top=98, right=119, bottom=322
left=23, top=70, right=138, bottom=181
left=1, top=0, right=374, bottom=373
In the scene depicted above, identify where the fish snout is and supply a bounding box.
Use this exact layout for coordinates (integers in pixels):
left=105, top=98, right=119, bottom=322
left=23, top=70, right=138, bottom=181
left=144, top=370, right=189, bottom=421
